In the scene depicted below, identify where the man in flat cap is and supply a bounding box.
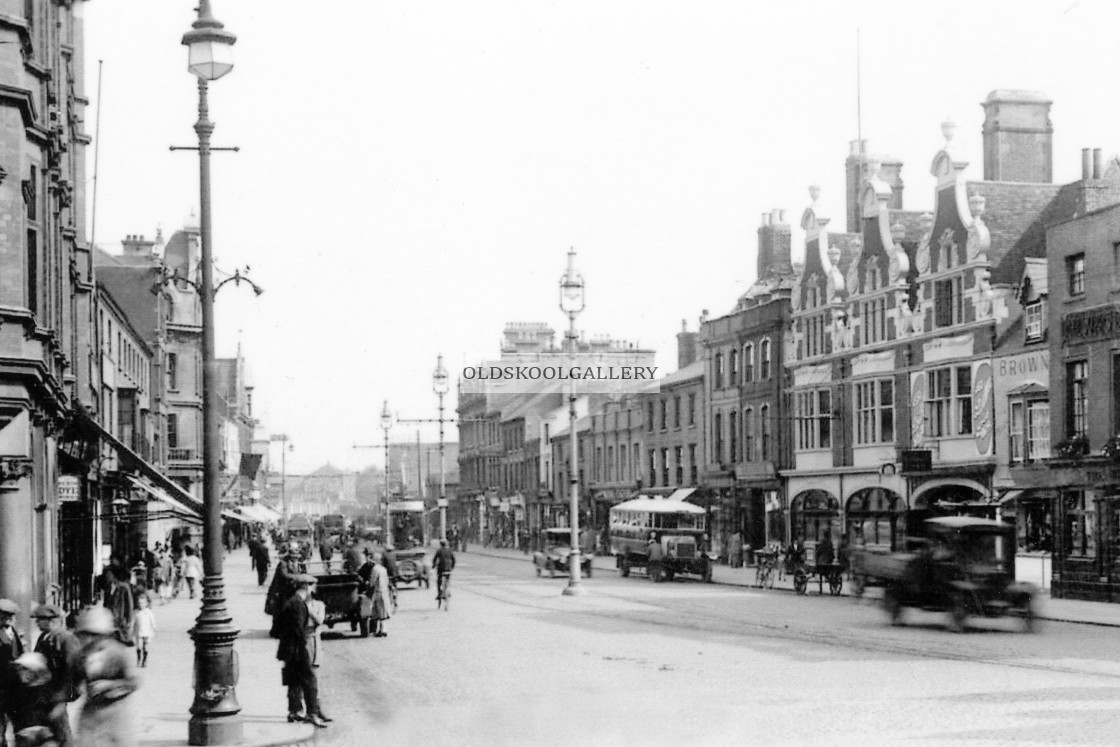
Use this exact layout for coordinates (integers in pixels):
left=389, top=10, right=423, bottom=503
left=32, top=603, right=79, bottom=745
left=0, top=599, right=24, bottom=744
left=275, top=575, right=328, bottom=728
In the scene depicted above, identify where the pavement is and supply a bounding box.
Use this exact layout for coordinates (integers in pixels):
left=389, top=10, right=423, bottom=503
left=466, top=543, right=1120, bottom=628
left=133, top=543, right=318, bottom=746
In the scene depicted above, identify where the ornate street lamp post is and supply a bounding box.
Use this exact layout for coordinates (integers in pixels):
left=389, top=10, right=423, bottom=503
left=560, top=249, right=586, bottom=596
left=433, top=354, right=450, bottom=542
left=381, top=400, right=392, bottom=542
left=181, top=1, right=240, bottom=743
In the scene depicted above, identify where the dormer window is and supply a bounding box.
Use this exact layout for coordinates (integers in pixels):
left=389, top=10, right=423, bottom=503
left=1025, top=301, right=1045, bottom=343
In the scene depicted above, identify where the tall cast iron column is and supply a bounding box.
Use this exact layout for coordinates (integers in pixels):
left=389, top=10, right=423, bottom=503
left=182, top=2, right=241, bottom=743
left=560, top=249, right=586, bottom=596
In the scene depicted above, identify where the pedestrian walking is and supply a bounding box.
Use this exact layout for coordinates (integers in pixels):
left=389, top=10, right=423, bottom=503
left=180, top=546, right=203, bottom=600
left=647, top=533, right=663, bottom=582
left=318, top=539, right=333, bottom=572
left=266, top=551, right=300, bottom=639
left=157, top=550, right=173, bottom=605
left=275, top=575, right=328, bottom=728
left=255, top=540, right=271, bottom=587
left=72, top=606, right=139, bottom=747
left=370, top=554, right=391, bottom=636
left=130, top=596, right=155, bottom=669
left=0, top=599, right=24, bottom=745
left=305, top=583, right=324, bottom=669
left=31, top=603, right=79, bottom=746
left=103, top=569, right=134, bottom=648
left=247, top=535, right=260, bottom=573
left=729, top=530, right=743, bottom=569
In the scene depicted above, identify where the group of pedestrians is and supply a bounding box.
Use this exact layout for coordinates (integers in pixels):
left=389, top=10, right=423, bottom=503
left=0, top=599, right=140, bottom=746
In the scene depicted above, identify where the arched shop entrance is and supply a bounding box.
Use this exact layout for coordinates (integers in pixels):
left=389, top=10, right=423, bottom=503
left=790, top=490, right=840, bottom=546
left=909, top=481, right=991, bottom=538
left=845, top=488, right=903, bottom=551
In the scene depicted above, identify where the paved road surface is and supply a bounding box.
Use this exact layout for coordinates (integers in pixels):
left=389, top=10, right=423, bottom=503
left=302, top=551, right=1120, bottom=746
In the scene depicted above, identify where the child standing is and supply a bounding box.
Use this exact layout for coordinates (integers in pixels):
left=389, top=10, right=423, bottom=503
left=132, top=594, right=156, bottom=667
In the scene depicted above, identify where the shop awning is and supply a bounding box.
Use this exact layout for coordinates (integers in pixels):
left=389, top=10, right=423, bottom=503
left=126, top=476, right=203, bottom=524
left=221, top=509, right=242, bottom=521
left=233, top=504, right=276, bottom=523
left=80, top=410, right=203, bottom=518
left=998, top=490, right=1023, bottom=505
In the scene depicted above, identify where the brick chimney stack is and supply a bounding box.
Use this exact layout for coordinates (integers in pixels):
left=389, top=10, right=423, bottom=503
left=757, top=209, right=792, bottom=279
left=981, top=90, right=1053, bottom=183
left=677, top=319, right=698, bottom=368
left=121, top=234, right=156, bottom=258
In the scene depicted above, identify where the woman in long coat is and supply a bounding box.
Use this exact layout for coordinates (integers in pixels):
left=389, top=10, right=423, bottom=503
left=370, top=554, right=392, bottom=637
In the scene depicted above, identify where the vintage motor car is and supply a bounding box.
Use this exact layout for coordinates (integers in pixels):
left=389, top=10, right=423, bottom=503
left=862, top=516, right=1037, bottom=632
left=313, top=571, right=374, bottom=638
left=393, top=547, right=430, bottom=588
left=532, top=528, right=593, bottom=578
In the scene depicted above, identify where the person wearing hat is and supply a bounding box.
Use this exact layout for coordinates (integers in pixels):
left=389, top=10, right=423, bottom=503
left=71, top=606, right=138, bottom=745
left=31, top=603, right=78, bottom=745
left=0, top=598, right=25, bottom=743
left=266, top=549, right=300, bottom=638
left=275, top=575, right=328, bottom=728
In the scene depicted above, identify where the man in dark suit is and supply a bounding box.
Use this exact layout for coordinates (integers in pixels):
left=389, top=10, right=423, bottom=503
left=276, top=575, right=328, bottom=728
left=0, top=598, right=24, bottom=743
left=32, top=603, right=78, bottom=745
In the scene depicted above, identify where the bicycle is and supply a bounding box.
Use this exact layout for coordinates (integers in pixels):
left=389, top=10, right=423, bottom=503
left=436, top=572, right=451, bottom=611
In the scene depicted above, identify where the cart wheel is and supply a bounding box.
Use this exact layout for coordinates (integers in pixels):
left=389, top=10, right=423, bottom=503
left=947, top=594, right=968, bottom=633
left=884, top=585, right=904, bottom=625
left=829, top=572, right=843, bottom=596
left=620, top=556, right=631, bottom=578
left=851, top=574, right=865, bottom=597
left=359, top=618, right=370, bottom=638
left=793, top=569, right=808, bottom=595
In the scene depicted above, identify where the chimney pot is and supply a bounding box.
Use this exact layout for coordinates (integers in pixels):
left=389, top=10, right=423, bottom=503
left=770, top=208, right=781, bottom=224
left=779, top=209, right=787, bottom=223
left=1094, top=148, right=1103, bottom=180
left=1083, top=148, right=1092, bottom=180
left=761, top=213, right=770, bottom=226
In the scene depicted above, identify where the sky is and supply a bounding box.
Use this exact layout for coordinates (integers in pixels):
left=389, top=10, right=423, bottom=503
left=80, top=0, right=1120, bottom=473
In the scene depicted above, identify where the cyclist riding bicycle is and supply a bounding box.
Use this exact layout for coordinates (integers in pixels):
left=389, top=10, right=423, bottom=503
left=432, top=539, right=456, bottom=610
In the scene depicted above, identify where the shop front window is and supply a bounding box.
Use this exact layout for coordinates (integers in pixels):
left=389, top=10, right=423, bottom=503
left=1063, top=490, right=1096, bottom=558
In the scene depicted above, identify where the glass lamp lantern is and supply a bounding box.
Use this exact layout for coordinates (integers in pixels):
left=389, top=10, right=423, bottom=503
left=433, top=355, right=450, bottom=395
left=182, top=0, right=237, bottom=81
left=380, top=400, right=392, bottom=431
left=559, top=249, right=585, bottom=315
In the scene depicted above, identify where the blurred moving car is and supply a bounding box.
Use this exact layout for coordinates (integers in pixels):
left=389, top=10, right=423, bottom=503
left=533, top=527, right=593, bottom=578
